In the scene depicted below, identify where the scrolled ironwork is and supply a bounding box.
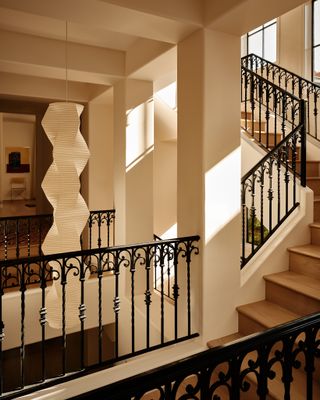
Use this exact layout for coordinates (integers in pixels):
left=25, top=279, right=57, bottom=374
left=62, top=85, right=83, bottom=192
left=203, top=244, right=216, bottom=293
left=71, top=313, right=320, bottom=400
left=0, top=235, right=200, bottom=398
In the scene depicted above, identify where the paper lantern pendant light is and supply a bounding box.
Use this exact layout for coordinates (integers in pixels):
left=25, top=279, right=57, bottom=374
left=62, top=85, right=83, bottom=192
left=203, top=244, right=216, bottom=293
left=41, top=102, right=90, bottom=329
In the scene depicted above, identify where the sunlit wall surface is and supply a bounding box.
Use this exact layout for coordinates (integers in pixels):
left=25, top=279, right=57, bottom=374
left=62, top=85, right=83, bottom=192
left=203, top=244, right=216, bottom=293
left=313, top=0, right=320, bottom=83
left=126, top=100, right=154, bottom=170
left=247, top=19, right=277, bottom=62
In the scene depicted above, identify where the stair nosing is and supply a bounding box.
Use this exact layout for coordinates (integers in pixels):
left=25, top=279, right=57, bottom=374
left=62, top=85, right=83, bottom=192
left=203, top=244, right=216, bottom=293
left=288, top=244, right=320, bottom=258
left=237, top=300, right=301, bottom=329
left=264, top=271, right=320, bottom=301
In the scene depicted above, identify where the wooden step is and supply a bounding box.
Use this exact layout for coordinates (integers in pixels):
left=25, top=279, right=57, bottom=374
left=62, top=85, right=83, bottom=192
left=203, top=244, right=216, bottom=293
left=296, top=160, right=320, bottom=177
left=237, top=300, right=301, bottom=336
left=288, top=244, right=320, bottom=280
left=253, top=131, right=283, bottom=147
left=207, top=332, right=242, bottom=348
left=307, top=177, right=320, bottom=196
left=241, top=111, right=252, bottom=120
left=264, top=271, right=320, bottom=315
left=241, top=119, right=266, bottom=132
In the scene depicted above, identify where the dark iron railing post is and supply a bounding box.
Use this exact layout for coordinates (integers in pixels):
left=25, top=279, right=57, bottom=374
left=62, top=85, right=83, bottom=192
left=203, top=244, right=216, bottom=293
left=0, top=267, right=4, bottom=395
left=300, top=99, right=307, bottom=187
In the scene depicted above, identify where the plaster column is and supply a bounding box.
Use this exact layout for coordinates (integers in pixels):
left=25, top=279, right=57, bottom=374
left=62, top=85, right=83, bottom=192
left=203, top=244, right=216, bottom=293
left=113, top=79, right=154, bottom=355
left=177, top=28, right=241, bottom=343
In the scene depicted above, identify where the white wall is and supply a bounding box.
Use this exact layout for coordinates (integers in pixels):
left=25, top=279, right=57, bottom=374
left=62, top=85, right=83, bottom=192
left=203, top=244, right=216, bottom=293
left=154, top=97, right=177, bottom=237
left=278, top=5, right=306, bottom=76
left=1, top=113, right=35, bottom=201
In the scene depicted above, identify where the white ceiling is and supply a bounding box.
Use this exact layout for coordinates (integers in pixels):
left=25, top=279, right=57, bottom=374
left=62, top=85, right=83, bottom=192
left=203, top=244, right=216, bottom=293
left=0, top=0, right=308, bottom=103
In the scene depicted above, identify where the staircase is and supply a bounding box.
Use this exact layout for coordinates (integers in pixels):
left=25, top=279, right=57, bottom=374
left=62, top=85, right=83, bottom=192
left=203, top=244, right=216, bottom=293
left=208, top=58, right=320, bottom=398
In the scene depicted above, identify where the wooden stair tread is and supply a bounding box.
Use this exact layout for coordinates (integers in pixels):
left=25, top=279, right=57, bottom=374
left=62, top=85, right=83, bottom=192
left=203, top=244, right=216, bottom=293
left=288, top=243, right=320, bottom=258
left=307, top=176, right=320, bottom=181
left=264, top=271, right=320, bottom=301
left=314, top=196, right=320, bottom=203
left=310, top=222, right=320, bottom=228
left=237, top=300, right=301, bottom=329
left=207, top=332, right=242, bottom=348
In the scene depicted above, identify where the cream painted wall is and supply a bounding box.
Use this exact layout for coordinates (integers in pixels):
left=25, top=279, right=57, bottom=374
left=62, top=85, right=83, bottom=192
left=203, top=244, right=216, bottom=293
left=2, top=114, right=35, bottom=201
left=86, top=99, right=114, bottom=211
left=278, top=5, right=306, bottom=76
left=178, top=28, right=241, bottom=342
left=153, top=97, right=177, bottom=237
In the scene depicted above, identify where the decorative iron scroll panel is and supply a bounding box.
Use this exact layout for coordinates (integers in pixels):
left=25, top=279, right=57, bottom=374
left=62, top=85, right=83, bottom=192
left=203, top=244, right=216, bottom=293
left=70, top=313, right=320, bottom=400
left=0, top=235, right=199, bottom=398
left=241, top=61, right=306, bottom=268
left=0, top=209, right=115, bottom=265
left=242, top=54, right=319, bottom=142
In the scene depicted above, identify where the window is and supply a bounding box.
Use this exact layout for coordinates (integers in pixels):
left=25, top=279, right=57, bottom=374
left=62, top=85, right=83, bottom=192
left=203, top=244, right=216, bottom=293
left=313, top=0, right=320, bottom=83
left=247, top=19, right=277, bottom=62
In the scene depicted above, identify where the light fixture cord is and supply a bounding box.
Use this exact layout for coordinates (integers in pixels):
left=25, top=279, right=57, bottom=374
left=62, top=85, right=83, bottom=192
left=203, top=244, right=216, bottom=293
left=65, top=20, right=69, bottom=102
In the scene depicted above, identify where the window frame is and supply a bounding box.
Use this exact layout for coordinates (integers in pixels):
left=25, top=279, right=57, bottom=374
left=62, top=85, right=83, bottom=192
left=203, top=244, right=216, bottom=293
left=312, top=0, right=320, bottom=82
left=246, top=19, right=277, bottom=62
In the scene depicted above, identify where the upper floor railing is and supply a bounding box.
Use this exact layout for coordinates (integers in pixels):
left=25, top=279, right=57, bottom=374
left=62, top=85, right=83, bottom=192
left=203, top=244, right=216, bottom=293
left=0, top=209, right=115, bottom=262
left=242, top=53, right=320, bottom=142
left=69, top=312, right=320, bottom=400
left=0, top=235, right=200, bottom=398
left=241, top=63, right=306, bottom=268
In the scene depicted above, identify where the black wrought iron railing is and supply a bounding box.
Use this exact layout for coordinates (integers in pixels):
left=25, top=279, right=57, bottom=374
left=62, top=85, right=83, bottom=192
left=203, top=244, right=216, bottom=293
left=72, top=312, right=320, bottom=400
left=241, top=59, right=307, bottom=268
left=241, top=66, right=302, bottom=150
left=242, top=53, right=320, bottom=142
left=0, top=235, right=200, bottom=398
left=153, top=234, right=175, bottom=301
left=0, top=209, right=115, bottom=262
left=241, top=124, right=306, bottom=267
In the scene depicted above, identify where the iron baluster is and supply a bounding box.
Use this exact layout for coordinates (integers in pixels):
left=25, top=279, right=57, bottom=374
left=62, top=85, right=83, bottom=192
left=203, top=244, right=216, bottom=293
left=98, top=252, right=103, bottom=363
left=20, top=262, right=26, bottom=388
left=314, top=91, right=318, bottom=140
left=0, top=264, right=4, bottom=395
left=79, top=256, right=86, bottom=370
left=113, top=252, right=120, bottom=359
left=300, top=99, right=307, bottom=187
left=131, top=250, right=135, bottom=353
left=276, top=150, right=281, bottom=224
left=285, top=144, right=290, bottom=214
left=27, top=218, right=31, bottom=258
left=173, top=243, right=179, bottom=340
left=144, top=246, right=151, bottom=349
left=241, top=184, right=247, bottom=265
left=4, top=221, right=8, bottom=262
left=61, top=260, right=67, bottom=376
left=160, top=244, right=165, bottom=344
left=39, top=259, right=47, bottom=383
left=88, top=213, right=93, bottom=250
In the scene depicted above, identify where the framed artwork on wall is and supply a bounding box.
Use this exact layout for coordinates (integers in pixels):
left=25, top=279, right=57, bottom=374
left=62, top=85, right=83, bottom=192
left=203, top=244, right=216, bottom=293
left=6, top=146, right=30, bottom=173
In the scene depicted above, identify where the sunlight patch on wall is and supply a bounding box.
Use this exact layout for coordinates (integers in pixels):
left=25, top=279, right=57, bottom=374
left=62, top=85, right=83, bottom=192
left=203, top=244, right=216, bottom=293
left=154, top=82, right=177, bottom=110
left=159, top=223, right=177, bottom=239
left=126, top=99, right=154, bottom=169
left=205, top=147, right=241, bottom=244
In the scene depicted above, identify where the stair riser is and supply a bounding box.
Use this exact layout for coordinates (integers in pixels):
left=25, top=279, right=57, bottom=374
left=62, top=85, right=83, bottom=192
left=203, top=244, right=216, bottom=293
left=307, top=179, right=320, bottom=196
left=313, top=203, right=320, bottom=223
left=238, top=313, right=266, bottom=336
left=296, top=163, right=320, bottom=176
left=265, top=281, right=320, bottom=316
left=253, top=133, right=283, bottom=147
left=311, top=226, right=320, bottom=245
left=289, top=253, right=320, bottom=280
